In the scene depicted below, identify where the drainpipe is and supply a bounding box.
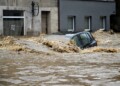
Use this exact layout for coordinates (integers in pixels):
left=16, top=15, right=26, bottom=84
left=31, top=15, right=34, bottom=35
left=31, top=1, right=35, bottom=35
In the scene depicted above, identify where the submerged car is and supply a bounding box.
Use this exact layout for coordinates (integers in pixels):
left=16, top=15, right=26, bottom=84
left=66, top=32, right=97, bottom=49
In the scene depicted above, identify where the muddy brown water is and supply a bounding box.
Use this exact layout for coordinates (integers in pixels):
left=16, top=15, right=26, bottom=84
left=0, top=50, right=120, bottom=86
left=0, top=31, right=120, bottom=86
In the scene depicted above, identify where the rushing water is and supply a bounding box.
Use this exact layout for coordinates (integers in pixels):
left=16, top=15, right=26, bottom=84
left=0, top=50, right=120, bottom=86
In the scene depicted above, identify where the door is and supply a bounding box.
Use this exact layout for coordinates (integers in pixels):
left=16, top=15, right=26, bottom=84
left=41, top=11, right=50, bottom=34
left=3, top=18, right=24, bottom=36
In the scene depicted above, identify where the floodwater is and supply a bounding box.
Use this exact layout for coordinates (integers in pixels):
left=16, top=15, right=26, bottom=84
left=0, top=50, right=120, bottom=86
left=0, top=30, right=120, bottom=86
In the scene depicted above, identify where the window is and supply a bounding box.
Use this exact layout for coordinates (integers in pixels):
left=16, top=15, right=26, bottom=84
left=84, top=16, right=92, bottom=31
left=3, top=10, right=24, bottom=36
left=68, top=16, right=76, bottom=32
left=100, top=16, right=106, bottom=30
left=3, top=10, right=23, bottom=16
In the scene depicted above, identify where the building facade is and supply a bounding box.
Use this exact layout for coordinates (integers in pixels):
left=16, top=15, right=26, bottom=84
left=59, top=0, right=115, bottom=32
left=0, top=0, right=58, bottom=36
left=0, top=0, right=115, bottom=36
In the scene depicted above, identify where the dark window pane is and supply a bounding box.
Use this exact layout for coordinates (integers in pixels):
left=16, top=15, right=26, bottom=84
left=3, top=18, right=24, bottom=36
left=3, top=10, right=23, bottom=16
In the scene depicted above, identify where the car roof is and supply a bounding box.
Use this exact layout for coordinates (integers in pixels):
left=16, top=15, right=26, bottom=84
left=65, top=32, right=91, bottom=39
left=73, top=31, right=90, bottom=36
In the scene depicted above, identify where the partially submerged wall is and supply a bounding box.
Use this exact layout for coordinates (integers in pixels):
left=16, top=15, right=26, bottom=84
left=0, top=0, right=58, bottom=35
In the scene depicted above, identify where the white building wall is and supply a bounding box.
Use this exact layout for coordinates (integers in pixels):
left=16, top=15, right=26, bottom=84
left=0, top=7, right=3, bottom=35
left=0, top=5, right=58, bottom=35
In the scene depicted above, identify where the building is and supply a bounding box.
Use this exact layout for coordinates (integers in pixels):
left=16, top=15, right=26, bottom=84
left=0, top=0, right=58, bottom=36
left=59, top=0, right=115, bottom=32
left=0, top=0, right=115, bottom=36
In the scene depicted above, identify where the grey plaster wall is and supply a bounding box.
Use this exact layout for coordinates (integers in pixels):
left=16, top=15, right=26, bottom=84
left=59, top=0, right=115, bottom=32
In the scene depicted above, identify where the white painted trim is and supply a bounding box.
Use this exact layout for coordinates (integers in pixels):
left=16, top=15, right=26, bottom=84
left=23, top=12, right=25, bottom=35
left=100, top=16, right=106, bottom=30
left=88, top=17, right=91, bottom=30
left=68, top=29, right=74, bottom=32
left=73, top=17, right=75, bottom=31
left=3, top=16, right=24, bottom=19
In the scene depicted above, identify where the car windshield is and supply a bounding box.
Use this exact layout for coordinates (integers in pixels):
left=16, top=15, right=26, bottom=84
left=71, top=36, right=82, bottom=47
left=78, top=33, right=91, bottom=47
left=71, top=32, right=92, bottom=48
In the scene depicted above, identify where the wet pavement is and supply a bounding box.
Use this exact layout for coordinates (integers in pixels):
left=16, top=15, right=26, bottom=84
left=0, top=50, right=120, bottom=86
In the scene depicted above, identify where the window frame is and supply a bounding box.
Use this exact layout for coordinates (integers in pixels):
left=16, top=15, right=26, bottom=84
left=100, top=16, right=107, bottom=30
left=67, top=16, right=76, bottom=32
left=3, top=10, right=25, bottom=35
left=84, top=16, right=92, bottom=31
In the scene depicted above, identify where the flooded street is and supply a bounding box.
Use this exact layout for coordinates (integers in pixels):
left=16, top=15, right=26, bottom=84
left=0, top=30, right=120, bottom=86
left=0, top=50, right=120, bottom=86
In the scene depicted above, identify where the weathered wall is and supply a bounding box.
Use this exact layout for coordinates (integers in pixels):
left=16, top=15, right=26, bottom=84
left=39, top=0, right=58, bottom=7
left=0, top=0, right=57, bottom=7
left=0, top=0, right=58, bottom=35
left=0, top=7, right=3, bottom=35
left=59, top=0, right=115, bottom=32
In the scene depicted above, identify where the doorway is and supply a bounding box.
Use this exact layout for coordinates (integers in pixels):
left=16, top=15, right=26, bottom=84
left=41, top=11, right=50, bottom=34
left=110, top=14, right=120, bottom=32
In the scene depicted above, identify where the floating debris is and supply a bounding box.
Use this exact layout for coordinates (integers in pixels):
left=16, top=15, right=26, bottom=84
left=81, top=47, right=118, bottom=53
left=42, top=39, right=80, bottom=53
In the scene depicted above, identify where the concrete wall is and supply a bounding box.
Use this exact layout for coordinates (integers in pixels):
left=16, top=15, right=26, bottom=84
left=0, top=0, right=58, bottom=35
left=0, top=0, right=58, bottom=7
left=59, top=0, right=115, bottom=32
